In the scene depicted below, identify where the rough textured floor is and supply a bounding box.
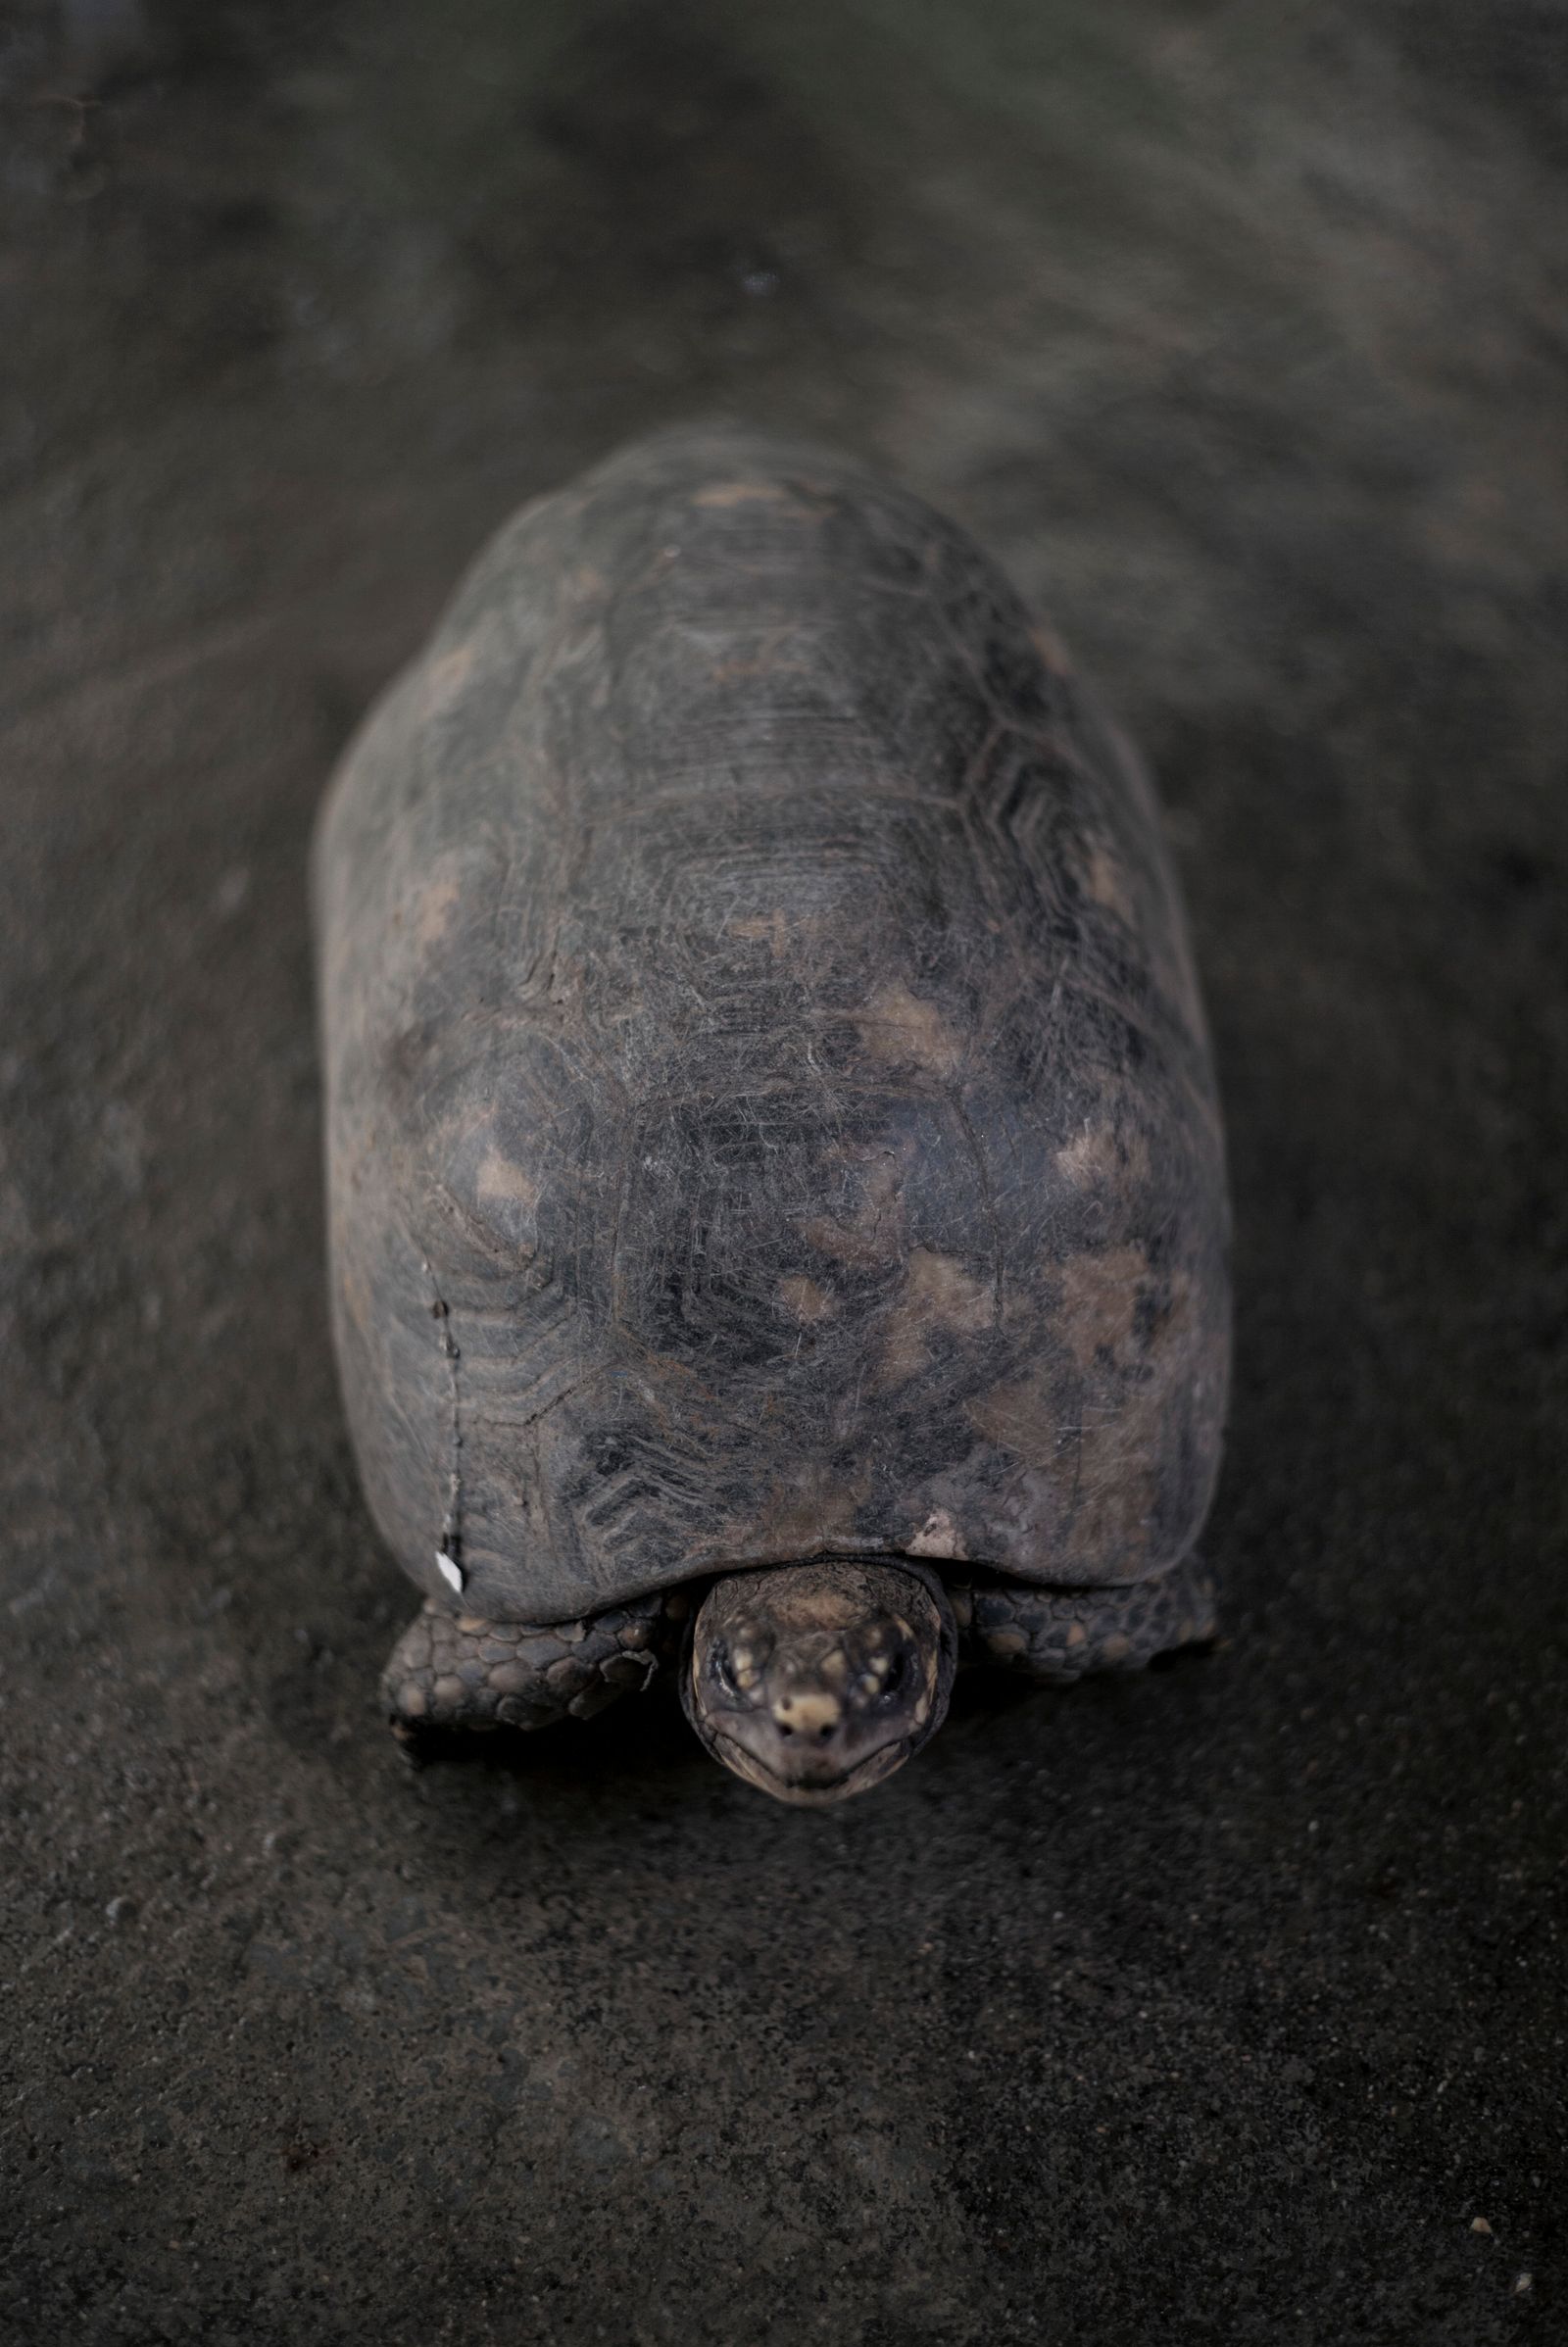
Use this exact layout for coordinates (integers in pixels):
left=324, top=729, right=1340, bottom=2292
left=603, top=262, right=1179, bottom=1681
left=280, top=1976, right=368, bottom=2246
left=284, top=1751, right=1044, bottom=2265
left=2, top=4, right=1564, bottom=2340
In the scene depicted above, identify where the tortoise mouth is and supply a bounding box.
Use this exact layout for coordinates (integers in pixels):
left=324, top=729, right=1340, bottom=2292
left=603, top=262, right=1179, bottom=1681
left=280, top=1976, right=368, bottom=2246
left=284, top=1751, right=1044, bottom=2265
left=703, top=1720, right=920, bottom=1807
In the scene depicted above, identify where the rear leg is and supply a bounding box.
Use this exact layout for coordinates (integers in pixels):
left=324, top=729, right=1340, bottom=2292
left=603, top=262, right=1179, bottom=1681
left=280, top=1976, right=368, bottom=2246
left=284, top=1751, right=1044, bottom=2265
left=382, top=1590, right=684, bottom=1742
left=956, top=1554, right=1216, bottom=1683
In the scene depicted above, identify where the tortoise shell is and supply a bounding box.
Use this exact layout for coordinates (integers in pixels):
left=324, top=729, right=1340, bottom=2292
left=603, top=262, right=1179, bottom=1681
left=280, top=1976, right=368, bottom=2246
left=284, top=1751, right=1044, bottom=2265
left=313, top=426, right=1230, bottom=1626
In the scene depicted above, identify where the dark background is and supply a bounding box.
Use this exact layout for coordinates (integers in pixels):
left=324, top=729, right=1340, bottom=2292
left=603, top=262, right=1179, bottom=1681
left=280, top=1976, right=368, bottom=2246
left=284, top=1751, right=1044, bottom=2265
left=2, top=3, right=1564, bottom=2340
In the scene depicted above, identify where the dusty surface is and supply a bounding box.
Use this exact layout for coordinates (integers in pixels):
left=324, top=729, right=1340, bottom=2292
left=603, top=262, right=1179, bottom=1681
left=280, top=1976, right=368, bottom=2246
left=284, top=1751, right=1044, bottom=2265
left=2, top=3, right=1564, bottom=2340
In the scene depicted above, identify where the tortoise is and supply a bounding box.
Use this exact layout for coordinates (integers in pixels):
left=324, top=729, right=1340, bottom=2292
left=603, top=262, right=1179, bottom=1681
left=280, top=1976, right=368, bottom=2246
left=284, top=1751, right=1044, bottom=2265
left=312, top=424, right=1230, bottom=1806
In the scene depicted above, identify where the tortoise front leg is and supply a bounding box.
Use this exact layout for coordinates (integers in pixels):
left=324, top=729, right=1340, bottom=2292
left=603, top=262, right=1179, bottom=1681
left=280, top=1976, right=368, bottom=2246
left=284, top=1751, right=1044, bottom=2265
left=382, top=1591, right=682, bottom=1740
left=956, top=1554, right=1217, bottom=1683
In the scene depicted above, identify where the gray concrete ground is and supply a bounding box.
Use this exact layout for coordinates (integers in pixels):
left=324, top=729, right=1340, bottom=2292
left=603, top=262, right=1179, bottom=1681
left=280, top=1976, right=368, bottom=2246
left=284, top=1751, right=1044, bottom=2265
left=2, top=3, right=1565, bottom=2340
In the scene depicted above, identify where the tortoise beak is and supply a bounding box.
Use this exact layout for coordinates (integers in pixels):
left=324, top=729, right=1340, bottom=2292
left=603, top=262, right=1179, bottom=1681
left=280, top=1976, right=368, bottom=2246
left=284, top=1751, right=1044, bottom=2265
left=703, top=1714, right=928, bottom=1806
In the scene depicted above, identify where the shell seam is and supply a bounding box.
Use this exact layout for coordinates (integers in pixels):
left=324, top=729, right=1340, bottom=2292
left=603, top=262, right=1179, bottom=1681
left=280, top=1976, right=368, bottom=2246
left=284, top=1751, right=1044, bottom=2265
left=422, top=1257, right=463, bottom=1567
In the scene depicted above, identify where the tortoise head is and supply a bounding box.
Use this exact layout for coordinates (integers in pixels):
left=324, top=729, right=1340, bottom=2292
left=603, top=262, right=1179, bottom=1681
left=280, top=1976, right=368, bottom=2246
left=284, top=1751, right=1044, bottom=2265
left=682, top=1558, right=957, bottom=1805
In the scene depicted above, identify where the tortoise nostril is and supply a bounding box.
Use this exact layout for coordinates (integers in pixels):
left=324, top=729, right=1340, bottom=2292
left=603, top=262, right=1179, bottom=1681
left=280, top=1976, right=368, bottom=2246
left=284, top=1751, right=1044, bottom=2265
left=778, top=1721, right=794, bottom=1737
left=816, top=1723, right=833, bottom=1741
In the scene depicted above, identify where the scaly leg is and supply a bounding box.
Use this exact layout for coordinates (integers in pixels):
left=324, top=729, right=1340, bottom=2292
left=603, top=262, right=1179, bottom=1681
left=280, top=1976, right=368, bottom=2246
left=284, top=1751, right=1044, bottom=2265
left=382, top=1590, right=683, bottom=1740
left=956, top=1554, right=1216, bottom=1683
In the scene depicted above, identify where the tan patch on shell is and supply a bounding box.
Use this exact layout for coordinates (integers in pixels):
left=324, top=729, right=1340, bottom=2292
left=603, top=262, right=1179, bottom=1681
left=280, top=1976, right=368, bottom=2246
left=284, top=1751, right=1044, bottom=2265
left=413, top=872, right=463, bottom=950
left=338, top=1262, right=371, bottom=1334
left=1054, top=1122, right=1150, bottom=1189
left=1058, top=1246, right=1147, bottom=1370
left=1085, top=843, right=1134, bottom=924
left=876, top=1247, right=995, bottom=1391
left=966, top=1366, right=1057, bottom=1460
left=692, top=480, right=794, bottom=510
left=908, top=1507, right=968, bottom=1561
left=856, top=983, right=964, bottom=1078
left=475, top=1149, right=540, bottom=1213
left=731, top=909, right=791, bottom=955
left=909, top=1248, right=994, bottom=1331
left=776, top=1273, right=837, bottom=1324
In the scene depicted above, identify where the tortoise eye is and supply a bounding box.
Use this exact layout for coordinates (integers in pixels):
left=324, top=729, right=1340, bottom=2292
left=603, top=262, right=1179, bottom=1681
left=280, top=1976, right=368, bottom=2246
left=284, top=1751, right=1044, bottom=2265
left=710, top=1646, right=736, bottom=1694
